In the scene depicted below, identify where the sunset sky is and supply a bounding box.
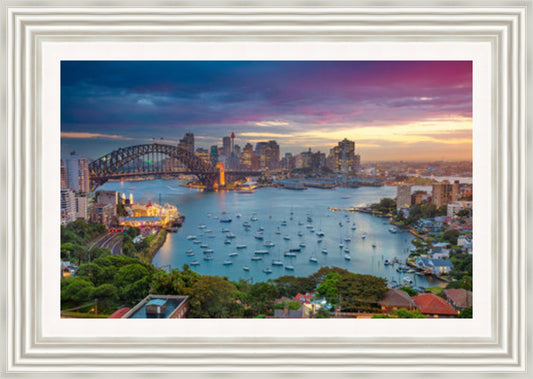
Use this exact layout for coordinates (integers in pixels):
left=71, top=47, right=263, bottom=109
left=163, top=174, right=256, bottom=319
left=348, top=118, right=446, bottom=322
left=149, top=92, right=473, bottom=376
left=61, top=61, right=472, bottom=161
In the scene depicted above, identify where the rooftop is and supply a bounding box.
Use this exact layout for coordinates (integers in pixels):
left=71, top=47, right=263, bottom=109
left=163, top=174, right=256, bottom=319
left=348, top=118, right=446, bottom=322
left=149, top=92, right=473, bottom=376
left=412, top=293, right=457, bottom=316
left=379, top=289, right=417, bottom=308
left=444, top=289, right=473, bottom=309
left=123, top=295, right=188, bottom=319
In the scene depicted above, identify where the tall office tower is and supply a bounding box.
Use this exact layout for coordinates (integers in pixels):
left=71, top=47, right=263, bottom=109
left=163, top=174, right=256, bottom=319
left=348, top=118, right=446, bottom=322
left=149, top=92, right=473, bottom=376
left=432, top=181, right=460, bottom=208
left=195, top=147, right=211, bottom=165
left=178, top=133, right=195, bottom=154
left=60, top=188, right=76, bottom=225
left=75, top=193, right=88, bottom=220
left=240, top=143, right=253, bottom=169
left=66, top=155, right=90, bottom=193
left=222, top=136, right=232, bottom=157
left=209, top=145, right=219, bottom=167
left=328, top=138, right=356, bottom=173
left=255, top=141, right=280, bottom=170
left=60, top=159, right=67, bottom=189
left=396, top=185, right=412, bottom=210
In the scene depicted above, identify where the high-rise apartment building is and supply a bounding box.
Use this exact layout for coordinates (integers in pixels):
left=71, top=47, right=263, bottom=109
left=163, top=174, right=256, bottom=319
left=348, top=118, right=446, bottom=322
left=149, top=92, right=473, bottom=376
left=60, top=189, right=76, bottom=225
left=240, top=143, right=253, bottom=169
left=432, top=180, right=460, bottom=207
left=195, top=147, right=211, bottom=165
left=75, top=193, right=88, bottom=220
left=209, top=145, right=219, bottom=167
left=254, top=140, right=279, bottom=170
left=222, top=136, right=232, bottom=157
left=60, top=159, right=67, bottom=189
left=396, top=185, right=412, bottom=210
left=66, top=155, right=90, bottom=193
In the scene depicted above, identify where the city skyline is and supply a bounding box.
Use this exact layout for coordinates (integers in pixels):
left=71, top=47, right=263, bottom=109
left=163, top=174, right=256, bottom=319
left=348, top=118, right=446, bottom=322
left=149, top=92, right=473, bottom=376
left=61, top=61, right=472, bottom=161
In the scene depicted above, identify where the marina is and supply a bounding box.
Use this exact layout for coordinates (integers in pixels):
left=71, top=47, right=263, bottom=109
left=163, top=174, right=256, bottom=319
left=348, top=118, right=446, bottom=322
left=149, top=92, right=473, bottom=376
left=100, top=179, right=442, bottom=286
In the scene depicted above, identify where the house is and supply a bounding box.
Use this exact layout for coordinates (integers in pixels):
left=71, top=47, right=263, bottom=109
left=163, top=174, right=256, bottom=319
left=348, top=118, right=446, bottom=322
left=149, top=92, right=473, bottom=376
left=272, top=305, right=312, bottom=318
left=412, top=293, right=458, bottom=318
left=417, top=258, right=454, bottom=275
left=295, top=292, right=316, bottom=304
left=444, top=289, right=473, bottom=312
left=379, top=289, right=418, bottom=314
left=108, top=307, right=132, bottom=319
left=429, top=247, right=450, bottom=259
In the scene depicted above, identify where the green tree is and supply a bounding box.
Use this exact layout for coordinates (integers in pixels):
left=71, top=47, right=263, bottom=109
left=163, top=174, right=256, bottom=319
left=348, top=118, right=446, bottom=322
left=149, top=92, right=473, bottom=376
left=248, top=282, right=279, bottom=303
left=337, top=273, right=388, bottom=312
left=393, top=308, right=427, bottom=318
left=113, top=263, right=151, bottom=288
left=93, top=284, right=119, bottom=308
left=75, top=263, right=103, bottom=286
left=458, top=306, right=473, bottom=318
left=315, top=307, right=331, bottom=318
left=120, top=277, right=151, bottom=305
left=61, top=277, right=95, bottom=306
left=187, top=276, right=236, bottom=318
left=456, top=208, right=471, bottom=217
left=399, top=286, right=418, bottom=297
left=442, top=229, right=460, bottom=245
left=317, top=272, right=341, bottom=305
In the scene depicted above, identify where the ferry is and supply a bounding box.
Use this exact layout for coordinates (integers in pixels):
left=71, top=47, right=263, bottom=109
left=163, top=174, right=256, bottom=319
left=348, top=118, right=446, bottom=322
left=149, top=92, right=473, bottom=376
left=236, top=244, right=247, bottom=249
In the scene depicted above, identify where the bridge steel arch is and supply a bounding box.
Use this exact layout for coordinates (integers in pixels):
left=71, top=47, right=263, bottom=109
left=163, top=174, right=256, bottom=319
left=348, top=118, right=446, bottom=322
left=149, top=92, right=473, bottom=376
left=88, top=143, right=219, bottom=191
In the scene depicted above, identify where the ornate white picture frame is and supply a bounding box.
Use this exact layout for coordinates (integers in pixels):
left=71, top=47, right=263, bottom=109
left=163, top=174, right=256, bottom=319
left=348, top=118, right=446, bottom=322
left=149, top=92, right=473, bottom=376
left=1, top=1, right=530, bottom=375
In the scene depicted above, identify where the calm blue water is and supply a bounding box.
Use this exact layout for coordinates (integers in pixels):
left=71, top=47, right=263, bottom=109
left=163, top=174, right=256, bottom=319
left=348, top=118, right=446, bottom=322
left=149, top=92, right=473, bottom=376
left=99, top=179, right=441, bottom=287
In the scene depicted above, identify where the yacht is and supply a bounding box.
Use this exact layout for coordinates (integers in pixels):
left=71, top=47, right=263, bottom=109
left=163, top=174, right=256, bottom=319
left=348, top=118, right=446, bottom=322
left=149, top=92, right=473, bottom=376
left=220, top=217, right=232, bottom=223
left=203, top=256, right=214, bottom=261
left=316, top=230, right=325, bottom=237
left=229, top=252, right=238, bottom=257
left=299, top=242, right=306, bottom=248
left=224, top=240, right=231, bottom=245
left=254, top=250, right=269, bottom=255
left=243, top=221, right=251, bottom=228
left=243, top=266, right=250, bottom=271
left=389, top=226, right=398, bottom=233
left=193, top=240, right=202, bottom=244
left=289, top=247, right=301, bottom=252
left=251, top=256, right=262, bottom=261
left=186, top=249, right=193, bottom=254
left=198, top=224, right=207, bottom=229
left=344, top=237, right=351, bottom=242
left=344, top=255, right=351, bottom=261
left=236, top=213, right=242, bottom=218
left=223, top=260, right=233, bottom=265
left=372, top=243, right=376, bottom=248
left=309, top=257, right=318, bottom=263
left=200, top=244, right=209, bottom=248
left=321, top=249, right=328, bottom=254
left=297, top=231, right=303, bottom=237
left=343, top=248, right=350, bottom=253
left=250, top=216, right=258, bottom=222
left=283, top=235, right=291, bottom=240
left=225, top=232, right=236, bottom=239
left=263, top=241, right=275, bottom=247
left=186, top=235, right=197, bottom=240
left=272, top=260, right=283, bottom=266
left=186, top=252, right=195, bottom=257
left=236, top=244, right=247, bottom=249
left=254, top=232, right=264, bottom=240
left=285, top=265, right=295, bottom=271
left=203, top=249, right=214, bottom=254
left=284, top=252, right=297, bottom=257
left=263, top=268, right=273, bottom=274
left=221, top=228, right=230, bottom=233
left=190, top=261, right=200, bottom=266
left=361, top=233, right=367, bottom=239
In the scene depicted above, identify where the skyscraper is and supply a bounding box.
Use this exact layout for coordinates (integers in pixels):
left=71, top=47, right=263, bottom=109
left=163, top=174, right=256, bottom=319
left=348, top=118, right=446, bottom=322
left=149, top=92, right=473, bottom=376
left=209, top=145, right=219, bottom=167
left=328, top=138, right=356, bottom=174
left=432, top=181, right=460, bottom=207
left=178, top=133, right=194, bottom=154
left=60, top=188, right=76, bottom=225
left=254, top=140, right=280, bottom=170
left=60, top=159, right=67, bottom=189
left=396, top=185, right=412, bottom=210
left=222, top=136, right=232, bottom=157
left=241, top=143, right=253, bottom=169
left=66, top=155, right=90, bottom=193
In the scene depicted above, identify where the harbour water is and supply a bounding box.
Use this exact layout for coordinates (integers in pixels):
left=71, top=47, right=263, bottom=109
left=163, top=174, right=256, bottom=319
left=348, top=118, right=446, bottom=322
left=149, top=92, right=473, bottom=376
left=99, top=179, right=442, bottom=287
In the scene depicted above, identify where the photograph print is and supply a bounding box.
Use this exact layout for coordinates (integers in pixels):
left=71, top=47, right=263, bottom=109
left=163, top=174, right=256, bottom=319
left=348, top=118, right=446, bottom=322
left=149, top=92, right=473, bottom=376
left=60, top=61, right=473, bottom=319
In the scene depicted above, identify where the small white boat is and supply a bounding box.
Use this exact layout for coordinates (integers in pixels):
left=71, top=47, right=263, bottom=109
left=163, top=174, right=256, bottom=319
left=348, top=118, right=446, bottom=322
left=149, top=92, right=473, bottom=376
left=299, top=242, right=306, bottom=248
left=284, top=252, right=297, bottom=257
left=372, top=243, right=376, bottom=248
left=316, top=230, right=325, bottom=237
left=272, top=260, right=283, bottom=266
left=317, top=239, right=323, bottom=243
left=321, top=249, right=328, bottom=254
left=186, top=235, right=197, bottom=240
left=221, top=228, right=230, bottom=233
left=243, top=266, right=250, bottom=271
left=339, top=243, right=344, bottom=248
left=198, top=224, right=207, bottom=229
left=193, top=240, right=202, bottom=244
left=263, top=268, right=273, bottom=274
left=343, top=248, right=350, bottom=253
left=259, top=226, right=265, bottom=231
left=203, top=256, right=214, bottom=261
left=229, top=252, right=238, bottom=257
left=186, top=249, right=193, bottom=253
left=236, top=244, right=247, bottom=249
left=361, top=233, right=367, bottom=239
left=200, top=244, right=209, bottom=248
left=223, top=260, right=233, bottom=265
left=254, top=250, right=269, bottom=255
left=344, top=237, right=351, bottom=242
left=254, top=233, right=264, bottom=240
left=285, top=265, right=295, bottom=271
left=389, top=227, right=398, bottom=233
left=226, top=232, right=236, bottom=239
left=224, top=240, right=231, bottom=245
left=344, top=255, right=351, bottom=261
left=309, top=257, right=318, bottom=263
left=251, top=217, right=258, bottom=221
left=205, top=229, right=212, bottom=233
left=186, top=252, right=195, bottom=257
left=203, top=249, right=214, bottom=254
left=297, top=231, right=303, bottom=237
left=263, top=241, right=275, bottom=247
left=251, top=256, right=262, bottom=261
left=283, top=235, right=291, bottom=240
left=236, top=213, right=242, bottom=218
left=190, top=261, right=200, bottom=266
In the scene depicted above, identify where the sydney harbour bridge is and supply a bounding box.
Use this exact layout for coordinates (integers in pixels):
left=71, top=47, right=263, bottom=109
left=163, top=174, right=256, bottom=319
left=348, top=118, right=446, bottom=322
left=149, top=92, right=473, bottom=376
left=88, top=143, right=260, bottom=191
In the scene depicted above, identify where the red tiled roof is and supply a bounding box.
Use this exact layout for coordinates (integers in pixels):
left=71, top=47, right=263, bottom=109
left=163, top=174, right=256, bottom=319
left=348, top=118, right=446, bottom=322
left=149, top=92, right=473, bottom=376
left=108, top=307, right=131, bottom=318
left=444, top=289, right=473, bottom=309
left=412, top=293, right=457, bottom=316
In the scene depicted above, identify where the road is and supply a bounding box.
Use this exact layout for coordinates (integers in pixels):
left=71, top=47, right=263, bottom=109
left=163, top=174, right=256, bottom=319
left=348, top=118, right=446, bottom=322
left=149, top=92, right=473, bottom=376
left=88, top=232, right=123, bottom=255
